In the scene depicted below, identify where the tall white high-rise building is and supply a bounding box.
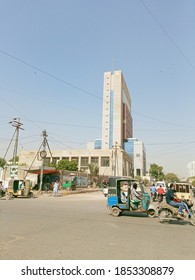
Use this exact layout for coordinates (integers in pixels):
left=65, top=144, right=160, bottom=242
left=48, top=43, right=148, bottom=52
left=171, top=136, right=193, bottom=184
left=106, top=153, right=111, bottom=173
left=101, top=70, right=133, bottom=149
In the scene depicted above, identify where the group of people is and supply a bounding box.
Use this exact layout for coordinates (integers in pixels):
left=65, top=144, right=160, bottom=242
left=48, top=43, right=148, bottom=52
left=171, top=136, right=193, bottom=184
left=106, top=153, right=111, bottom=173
left=150, top=184, right=165, bottom=202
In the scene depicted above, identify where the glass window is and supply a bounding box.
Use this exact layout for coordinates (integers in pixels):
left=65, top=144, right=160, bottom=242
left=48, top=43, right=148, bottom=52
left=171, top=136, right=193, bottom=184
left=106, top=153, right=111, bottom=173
left=71, top=157, right=79, bottom=164
left=101, top=157, right=110, bottom=167
left=44, top=157, right=51, bottom=166
left=62, top=157, right=69, bottom=161
left=52, top=157, right=60, bottom=164
left=81, top=157, right=89, bottom=167
left=91, top=157, right=99, bottom=164
left=136, top=169, right=141, bottom=176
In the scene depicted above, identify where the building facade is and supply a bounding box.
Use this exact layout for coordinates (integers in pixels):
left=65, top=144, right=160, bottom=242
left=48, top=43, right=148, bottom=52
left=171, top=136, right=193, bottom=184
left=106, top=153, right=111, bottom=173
left=101, top=70, right=133, bottom=150
left=124, top=138, right=146, bottom=177
left=18, top=147, right=133, bottom=178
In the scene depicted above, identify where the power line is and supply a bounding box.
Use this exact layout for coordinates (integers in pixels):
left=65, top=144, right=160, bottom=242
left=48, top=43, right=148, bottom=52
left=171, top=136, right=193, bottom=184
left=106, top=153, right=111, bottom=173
left=0, top=49, right=101, bottom=100
left=140, top=0, right=195, bottom=71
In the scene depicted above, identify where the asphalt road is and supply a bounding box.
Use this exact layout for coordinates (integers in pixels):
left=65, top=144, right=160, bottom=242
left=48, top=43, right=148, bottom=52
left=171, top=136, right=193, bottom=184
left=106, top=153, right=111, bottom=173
left=1, top=191, right=195, bottom=260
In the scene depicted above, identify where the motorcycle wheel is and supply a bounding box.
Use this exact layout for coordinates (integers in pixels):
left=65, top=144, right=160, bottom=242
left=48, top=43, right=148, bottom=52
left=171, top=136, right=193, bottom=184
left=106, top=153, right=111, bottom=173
left=147, top=209, right=155, bottom=218
left=189, top=212, right=195, bottom=226
left=159, top=209, right=172, bottom=223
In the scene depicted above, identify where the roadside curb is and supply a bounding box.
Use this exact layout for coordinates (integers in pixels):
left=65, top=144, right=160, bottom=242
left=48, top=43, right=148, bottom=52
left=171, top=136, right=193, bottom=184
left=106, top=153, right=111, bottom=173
left=34, top=188, right=101, bottom=198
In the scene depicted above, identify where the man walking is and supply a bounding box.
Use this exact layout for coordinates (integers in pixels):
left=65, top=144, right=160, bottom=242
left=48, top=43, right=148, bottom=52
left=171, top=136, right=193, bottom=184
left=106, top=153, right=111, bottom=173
left=53, top=180, right=59, bottom=197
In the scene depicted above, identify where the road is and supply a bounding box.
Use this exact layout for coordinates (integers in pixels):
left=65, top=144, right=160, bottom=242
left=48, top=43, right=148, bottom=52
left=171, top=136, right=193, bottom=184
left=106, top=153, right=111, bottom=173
left=0, top=191, right=195, bottom=260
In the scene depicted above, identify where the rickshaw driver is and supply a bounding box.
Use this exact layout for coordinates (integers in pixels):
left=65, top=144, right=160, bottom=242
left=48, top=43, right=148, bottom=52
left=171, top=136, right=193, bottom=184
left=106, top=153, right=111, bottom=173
left=166, top=183, right=185, bottom=219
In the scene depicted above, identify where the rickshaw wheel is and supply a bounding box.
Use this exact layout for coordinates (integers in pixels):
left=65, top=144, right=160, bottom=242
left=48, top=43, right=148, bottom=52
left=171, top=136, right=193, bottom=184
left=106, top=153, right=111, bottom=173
left=147, top=209, right=155, bottom=218
left=111, top=207, right=121, bottom=217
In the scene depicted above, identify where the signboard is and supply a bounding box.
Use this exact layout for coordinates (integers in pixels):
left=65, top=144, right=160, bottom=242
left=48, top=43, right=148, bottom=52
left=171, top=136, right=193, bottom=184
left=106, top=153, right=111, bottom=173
left=10, top=165, right=18, bottom=177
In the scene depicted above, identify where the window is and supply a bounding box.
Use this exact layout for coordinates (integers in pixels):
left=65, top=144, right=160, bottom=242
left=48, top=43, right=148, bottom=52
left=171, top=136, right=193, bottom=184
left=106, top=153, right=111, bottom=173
left=91, top=157, right=99, bottom=164
left=71, top=157, right=79, bottom=164
left=81, top=157, right=89, bottom=167
left=101, top=157, right=110, bottom=167
left=136, top=169, right=141, bottom=176
left=52, top=157, right=60, bottom=164
left=44, top=157, right=51, bottom=166
left=62, top=157, right=69, bottom=161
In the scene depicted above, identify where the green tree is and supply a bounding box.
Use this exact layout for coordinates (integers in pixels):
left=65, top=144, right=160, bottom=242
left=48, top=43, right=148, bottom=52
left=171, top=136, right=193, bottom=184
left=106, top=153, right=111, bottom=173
left=56, top=159, right=78, bottom=171
left=9, top=156, right=19, bottom=163
left=88, top=163, right=99, bottom=187
left=191, top=179, right=195, bottom=187
left=149, top=163, right=164, bottom=181
left=0, top=157, right=7, bottom=168
left=164, top=173, right=179, bottom=183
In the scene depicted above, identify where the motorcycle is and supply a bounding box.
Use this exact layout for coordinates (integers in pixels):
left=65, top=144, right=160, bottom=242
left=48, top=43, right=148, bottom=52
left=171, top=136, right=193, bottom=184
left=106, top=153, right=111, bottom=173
left=158, top=199, right=195, bottom=226
left=150, top=191, right=157, bottom=202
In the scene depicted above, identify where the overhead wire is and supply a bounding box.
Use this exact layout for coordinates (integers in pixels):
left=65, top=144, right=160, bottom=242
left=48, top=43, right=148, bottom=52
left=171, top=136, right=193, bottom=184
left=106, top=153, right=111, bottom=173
left=140, top=0, right=195, bottom=71
left=0, top=49, right=101, bottom=100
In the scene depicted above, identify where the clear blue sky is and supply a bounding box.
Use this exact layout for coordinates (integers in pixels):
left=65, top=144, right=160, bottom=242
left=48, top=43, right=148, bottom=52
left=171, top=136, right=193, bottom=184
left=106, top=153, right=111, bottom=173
left=0, top=0, right=195, bottom=178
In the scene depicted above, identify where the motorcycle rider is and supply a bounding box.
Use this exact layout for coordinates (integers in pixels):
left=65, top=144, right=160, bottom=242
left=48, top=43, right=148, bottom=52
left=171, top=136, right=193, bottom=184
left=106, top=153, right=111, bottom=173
left=156, top=185, right=165, bottom=202
left=166, top=183, right=184, bottom=219
left=150, top=183, right=157, bottom=201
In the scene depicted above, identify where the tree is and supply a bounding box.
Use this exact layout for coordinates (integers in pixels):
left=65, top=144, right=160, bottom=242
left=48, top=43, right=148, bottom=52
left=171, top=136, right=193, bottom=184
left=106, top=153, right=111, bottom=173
left=164, top=173, right=179, bottom=183
left=9, top=156, right=19, bottom=163
left=191, top=179, right=195, bottom=187
left=149, top=163, right=164, bottom=181
left=0, top=157, right=7, bottom=168
left=88, top=163, right=99, bottom=187
left=56, top=159, right=78, bottom=171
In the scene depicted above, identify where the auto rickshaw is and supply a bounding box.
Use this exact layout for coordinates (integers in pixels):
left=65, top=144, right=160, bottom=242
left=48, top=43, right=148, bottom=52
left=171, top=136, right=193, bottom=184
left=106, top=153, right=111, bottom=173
left=107, top=176, right=156, bottom=217
left=6, top=179, right=34, bottom=198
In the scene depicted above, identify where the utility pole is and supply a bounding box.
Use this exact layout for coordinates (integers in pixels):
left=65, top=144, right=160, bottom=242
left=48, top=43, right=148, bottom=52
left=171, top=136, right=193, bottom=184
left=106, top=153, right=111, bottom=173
left=24, top=130, right=52, bottom=188
left=11, top=118, right=24, bottom=165
left=4, top=118, right=24, bottom=178
left=39, top=130, right=52, bottom=192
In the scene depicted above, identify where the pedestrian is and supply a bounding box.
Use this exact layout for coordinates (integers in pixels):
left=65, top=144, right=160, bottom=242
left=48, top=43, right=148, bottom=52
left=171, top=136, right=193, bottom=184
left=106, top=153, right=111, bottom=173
left=53, top=180, right=59, bottom=197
